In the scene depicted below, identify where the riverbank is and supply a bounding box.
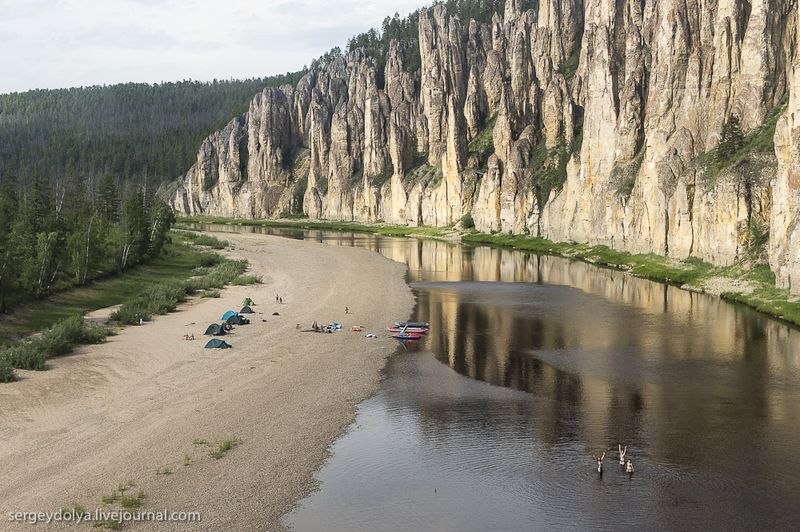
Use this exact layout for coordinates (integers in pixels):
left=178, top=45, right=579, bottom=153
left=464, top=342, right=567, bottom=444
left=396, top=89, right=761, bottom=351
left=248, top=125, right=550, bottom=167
left=0, top=239, right=222, bottom=345
left=0, top=233, right=414, bottom=530
left=176, top=215, right=458, bottom=240
left=179, top=215, right=800, bottom=328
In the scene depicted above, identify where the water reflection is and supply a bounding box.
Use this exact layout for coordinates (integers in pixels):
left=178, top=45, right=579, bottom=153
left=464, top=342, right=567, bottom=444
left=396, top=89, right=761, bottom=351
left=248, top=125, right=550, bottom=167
left=190, top=223, right=800, bottom=530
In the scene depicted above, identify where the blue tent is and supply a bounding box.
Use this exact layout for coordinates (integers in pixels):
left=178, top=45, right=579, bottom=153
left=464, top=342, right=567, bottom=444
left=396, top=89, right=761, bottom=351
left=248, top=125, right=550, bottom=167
left=221, top=310, right=238, bottom=321
left=205, top=339, right=232, bottom=349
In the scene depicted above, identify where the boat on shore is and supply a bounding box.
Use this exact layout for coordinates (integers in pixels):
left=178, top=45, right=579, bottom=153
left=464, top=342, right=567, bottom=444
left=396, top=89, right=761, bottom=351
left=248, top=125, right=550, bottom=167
left=394, top=321, right=430, bottom=328
left=386, top=327, right=428, bottom=333
left=392, top=332, right=422, bottom=340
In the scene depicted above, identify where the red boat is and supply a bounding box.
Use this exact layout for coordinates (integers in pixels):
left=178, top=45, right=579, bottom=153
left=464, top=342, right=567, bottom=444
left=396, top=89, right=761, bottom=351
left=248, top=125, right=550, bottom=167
left=392, top=332, right=422, bottom=340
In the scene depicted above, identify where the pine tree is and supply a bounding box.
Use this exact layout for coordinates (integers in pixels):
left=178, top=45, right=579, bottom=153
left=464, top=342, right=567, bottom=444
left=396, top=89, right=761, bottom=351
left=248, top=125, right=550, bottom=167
left=97, top=174, right=121, bottom=222
left=718, top=115, right=745, bottom=162
left=0, top=176, right=20, bottom=312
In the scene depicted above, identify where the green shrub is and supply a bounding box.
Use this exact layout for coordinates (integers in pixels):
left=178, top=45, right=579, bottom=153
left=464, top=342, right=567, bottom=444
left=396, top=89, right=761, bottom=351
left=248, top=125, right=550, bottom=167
left=0, top=315, right=112, bottom=371
left=0, top=354, right=18, bottom=381
left=201, top=289, right=221, bottom=298
left=112, top=256, right=250, bottom=324
left=461, top=212, right=475, bottom=229
left=6, top=343, right=47, bottom=370
left=190, top=234, right=228, bottom=249
left=109, top=306, right=152, bottom=325
left=198, top=253, right=223, bottom=267
left=111, top=280, right=188, bottom=324
left=232, top=275, right=262, bottom=285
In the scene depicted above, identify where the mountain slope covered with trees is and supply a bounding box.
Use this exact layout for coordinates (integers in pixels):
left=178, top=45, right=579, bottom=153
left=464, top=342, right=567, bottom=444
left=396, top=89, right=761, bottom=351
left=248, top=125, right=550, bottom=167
left=0, top=75, right=305, bottom=187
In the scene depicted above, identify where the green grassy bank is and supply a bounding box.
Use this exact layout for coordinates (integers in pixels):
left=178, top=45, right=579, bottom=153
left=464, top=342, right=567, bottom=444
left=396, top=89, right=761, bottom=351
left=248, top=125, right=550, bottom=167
left=462, top=232, right=800, bottom=326
left=0, top=231, right=259, bottom=382
left=179, top=215, right=800, bottom=328
left=176, top=215, right=454, bottom=239
left=0, top=242, right=205, bottom=343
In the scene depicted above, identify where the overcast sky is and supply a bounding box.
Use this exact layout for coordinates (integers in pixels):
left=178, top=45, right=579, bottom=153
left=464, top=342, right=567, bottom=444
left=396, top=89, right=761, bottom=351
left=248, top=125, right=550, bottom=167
left=0, top=0, right=425, bottom=94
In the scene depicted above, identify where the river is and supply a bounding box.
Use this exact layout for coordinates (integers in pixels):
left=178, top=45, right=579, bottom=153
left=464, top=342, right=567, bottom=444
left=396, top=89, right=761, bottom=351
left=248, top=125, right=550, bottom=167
left=192, top=223, right=800, bottom=531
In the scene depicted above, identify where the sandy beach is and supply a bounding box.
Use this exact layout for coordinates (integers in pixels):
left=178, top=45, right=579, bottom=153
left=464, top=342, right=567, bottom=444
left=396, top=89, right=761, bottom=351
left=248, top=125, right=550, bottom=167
left=0, top=233, right=414, bottom=530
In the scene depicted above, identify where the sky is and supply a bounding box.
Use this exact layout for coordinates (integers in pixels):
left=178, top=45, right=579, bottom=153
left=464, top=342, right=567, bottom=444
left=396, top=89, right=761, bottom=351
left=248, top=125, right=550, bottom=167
left=0, top=0, right=425, bottom=94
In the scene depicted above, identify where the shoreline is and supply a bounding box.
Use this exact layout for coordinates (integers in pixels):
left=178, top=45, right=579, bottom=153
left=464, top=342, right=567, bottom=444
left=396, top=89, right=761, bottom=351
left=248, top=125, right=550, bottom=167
left=178, top=215, right=800, bottom=329
left=0, top=233, right=414, bottom=530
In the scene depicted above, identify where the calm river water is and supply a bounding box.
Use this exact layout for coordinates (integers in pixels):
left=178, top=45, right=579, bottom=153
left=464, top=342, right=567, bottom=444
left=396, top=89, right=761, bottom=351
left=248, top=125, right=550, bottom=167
left=195, top=224, right=800, bottom=531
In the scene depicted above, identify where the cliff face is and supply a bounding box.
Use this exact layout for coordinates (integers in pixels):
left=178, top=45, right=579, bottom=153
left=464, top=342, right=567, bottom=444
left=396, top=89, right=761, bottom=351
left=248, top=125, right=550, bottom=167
left=173, top=0, right=800, bottom=293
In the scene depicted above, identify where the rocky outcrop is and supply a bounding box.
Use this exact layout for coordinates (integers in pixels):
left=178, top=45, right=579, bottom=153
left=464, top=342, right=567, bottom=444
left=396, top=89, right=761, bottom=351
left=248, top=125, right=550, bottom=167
left=173, top=0, right=800, bottom=293
left=771, top=4, right=800, bottom=292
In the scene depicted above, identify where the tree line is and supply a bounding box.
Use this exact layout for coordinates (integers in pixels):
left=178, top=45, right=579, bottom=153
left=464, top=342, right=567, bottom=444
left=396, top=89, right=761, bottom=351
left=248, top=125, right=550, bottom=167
left=1, top=1, right=510, bottom=193
left=345, top=0, right=507, bottom=80
left=0, top=175, right=175, bottom=313
left=0, top=75, right=306, bottom=188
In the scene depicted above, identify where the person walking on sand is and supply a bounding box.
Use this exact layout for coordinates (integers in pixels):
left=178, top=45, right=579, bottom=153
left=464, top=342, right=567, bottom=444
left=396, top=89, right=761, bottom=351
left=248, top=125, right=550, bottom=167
left=345, top=306, right=349, bottom=314
left=619, top=444, right=627, bottom=465
left=275, top=294, right=279, bottom=303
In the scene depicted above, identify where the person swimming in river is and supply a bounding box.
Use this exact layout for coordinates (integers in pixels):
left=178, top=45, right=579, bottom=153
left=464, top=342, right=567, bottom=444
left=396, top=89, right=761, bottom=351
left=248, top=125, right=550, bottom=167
left=619, top=444, right=627, bottom=465
left=594, top=451, right=606, bottom=474
left=626, top=459, right=634, bottom=478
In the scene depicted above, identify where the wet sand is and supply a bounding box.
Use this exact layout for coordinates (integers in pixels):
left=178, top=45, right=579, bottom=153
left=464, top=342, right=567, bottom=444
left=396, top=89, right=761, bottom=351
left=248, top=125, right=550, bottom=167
left=0, top=233, right=414, bottom=530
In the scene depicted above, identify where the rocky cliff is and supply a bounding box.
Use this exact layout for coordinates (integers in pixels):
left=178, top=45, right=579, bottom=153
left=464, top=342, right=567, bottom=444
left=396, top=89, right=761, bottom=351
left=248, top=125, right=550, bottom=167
left=173, top=0, right=800, bottom=293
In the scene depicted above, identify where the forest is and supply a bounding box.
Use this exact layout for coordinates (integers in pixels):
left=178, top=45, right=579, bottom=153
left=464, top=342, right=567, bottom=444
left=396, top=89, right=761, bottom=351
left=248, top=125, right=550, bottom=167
left=0, top=174, right=174, bottom=313
left=0, top=75, right=306, bottom=188
left=342, top=0, right=507, bottom=78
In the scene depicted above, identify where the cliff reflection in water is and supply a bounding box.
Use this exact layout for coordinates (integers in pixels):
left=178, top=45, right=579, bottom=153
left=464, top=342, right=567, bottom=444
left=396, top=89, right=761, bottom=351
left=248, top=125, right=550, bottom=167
left=197, top=224, right=800, bottom=529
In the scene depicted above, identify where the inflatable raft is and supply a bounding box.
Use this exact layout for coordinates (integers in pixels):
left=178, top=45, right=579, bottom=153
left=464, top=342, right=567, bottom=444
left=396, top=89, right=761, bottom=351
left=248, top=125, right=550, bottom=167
left=392, top=332, right=422, bottom=340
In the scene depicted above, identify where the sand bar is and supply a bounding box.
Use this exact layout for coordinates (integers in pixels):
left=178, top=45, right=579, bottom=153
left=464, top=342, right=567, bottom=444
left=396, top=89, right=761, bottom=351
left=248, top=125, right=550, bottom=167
left=0, top=233, right=414, bottom=530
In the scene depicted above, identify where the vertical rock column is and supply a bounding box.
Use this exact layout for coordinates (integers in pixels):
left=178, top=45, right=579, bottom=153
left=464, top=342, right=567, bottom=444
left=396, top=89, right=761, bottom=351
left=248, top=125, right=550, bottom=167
left=419, top=5, right=468, bottom=225
left=770, top=6, right=800, bottom=293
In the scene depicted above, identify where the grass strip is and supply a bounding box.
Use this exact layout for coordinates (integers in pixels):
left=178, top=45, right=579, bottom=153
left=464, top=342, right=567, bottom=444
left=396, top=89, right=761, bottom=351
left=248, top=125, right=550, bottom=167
left=0, top=316, right=113, bottom=378
left=180, top=216, right=800, bottom=328
left=0, top=239, right=260, bottom=382
left=177, top=215, right=454, bottom=239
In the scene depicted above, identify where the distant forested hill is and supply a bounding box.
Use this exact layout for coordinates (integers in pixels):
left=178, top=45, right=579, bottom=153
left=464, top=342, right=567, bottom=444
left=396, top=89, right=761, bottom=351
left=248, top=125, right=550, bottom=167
left=0, top=75, right=305, bottom=187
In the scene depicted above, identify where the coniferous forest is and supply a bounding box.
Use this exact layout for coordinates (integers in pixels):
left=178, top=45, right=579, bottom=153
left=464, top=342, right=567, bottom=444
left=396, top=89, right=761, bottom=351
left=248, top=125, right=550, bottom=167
left=0, top=175, right=175, bottom=313
left=0, top=77, right=303, bottom=313
left=0, top=76, right=305, bottom=188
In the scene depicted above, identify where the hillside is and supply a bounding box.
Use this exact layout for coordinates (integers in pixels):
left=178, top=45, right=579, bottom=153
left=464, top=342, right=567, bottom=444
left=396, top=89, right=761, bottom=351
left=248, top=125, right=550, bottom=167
left=172, top=0, right=800, bottom=295
left=0, top=74, right=304, bottom=187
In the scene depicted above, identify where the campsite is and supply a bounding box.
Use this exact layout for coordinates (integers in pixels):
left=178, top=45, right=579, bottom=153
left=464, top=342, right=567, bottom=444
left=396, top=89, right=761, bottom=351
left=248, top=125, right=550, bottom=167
left=1, top=232, right=414, bottom=532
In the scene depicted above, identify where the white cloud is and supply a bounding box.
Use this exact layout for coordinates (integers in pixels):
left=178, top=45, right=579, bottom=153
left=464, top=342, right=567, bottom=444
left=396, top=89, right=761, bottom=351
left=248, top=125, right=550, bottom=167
left=0, top=0, right=425, bottom=93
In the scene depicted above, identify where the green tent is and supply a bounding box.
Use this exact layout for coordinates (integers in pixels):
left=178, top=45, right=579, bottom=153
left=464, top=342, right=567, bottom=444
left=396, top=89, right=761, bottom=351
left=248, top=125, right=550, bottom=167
left=204, top=323, right=226, bottom=336
left=242, top=297, right=255, bottom=306
left=205, top=339, right=232, bottom=349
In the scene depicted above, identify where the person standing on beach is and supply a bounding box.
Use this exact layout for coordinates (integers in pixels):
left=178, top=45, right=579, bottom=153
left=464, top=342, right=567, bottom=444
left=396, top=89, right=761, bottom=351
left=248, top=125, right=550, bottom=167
left=345, top=306, right=349, bottom=314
